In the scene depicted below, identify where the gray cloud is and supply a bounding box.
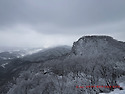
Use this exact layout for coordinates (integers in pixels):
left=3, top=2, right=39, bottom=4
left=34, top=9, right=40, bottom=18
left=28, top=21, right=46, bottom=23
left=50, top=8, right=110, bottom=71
left=0, top=0, right=125, bottom=47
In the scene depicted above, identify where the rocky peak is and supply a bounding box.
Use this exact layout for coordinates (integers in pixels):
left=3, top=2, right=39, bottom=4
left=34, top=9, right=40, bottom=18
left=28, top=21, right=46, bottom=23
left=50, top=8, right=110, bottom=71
left=71, top=35, right=125, bottom=58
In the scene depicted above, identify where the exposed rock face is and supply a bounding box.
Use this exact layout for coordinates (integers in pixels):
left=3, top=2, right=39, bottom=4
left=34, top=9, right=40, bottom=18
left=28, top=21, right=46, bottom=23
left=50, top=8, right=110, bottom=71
left=72, top=36, right=125, bottom=59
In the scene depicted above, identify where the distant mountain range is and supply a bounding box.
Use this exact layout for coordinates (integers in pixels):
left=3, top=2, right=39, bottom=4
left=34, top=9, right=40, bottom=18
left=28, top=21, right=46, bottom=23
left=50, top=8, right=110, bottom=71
left=0, top=46, right=71, bottom=93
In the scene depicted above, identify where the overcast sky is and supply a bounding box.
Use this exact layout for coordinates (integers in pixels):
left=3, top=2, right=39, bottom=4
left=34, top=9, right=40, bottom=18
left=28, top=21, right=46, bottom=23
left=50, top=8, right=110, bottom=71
left=0, top=0, right=125, bottom=48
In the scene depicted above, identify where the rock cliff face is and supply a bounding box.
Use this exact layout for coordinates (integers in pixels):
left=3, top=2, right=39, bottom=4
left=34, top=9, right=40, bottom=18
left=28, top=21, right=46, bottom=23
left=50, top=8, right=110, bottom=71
left=71, top=36, right=125, bottom=77
left=72, top=36, right=125, bottom=60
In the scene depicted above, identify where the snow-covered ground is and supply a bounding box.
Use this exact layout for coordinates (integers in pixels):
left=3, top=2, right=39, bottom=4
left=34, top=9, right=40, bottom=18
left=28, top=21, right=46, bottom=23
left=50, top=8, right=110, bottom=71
left=100, top=77, right=125, bottom=94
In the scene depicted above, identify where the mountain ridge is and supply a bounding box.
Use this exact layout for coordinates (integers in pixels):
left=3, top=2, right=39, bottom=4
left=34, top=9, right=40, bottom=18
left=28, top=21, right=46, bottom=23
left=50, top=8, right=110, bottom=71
left=1, top=35, right=125, bottom=94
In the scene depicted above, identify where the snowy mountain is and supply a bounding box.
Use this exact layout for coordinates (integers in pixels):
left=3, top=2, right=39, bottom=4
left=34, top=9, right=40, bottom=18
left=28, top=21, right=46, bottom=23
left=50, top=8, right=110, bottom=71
left=0, top=48, right=43, bottom=68
left=1, top=36, right=125, bottom=94
left=72, top=36, right=125, bottom=57
left=23, top=46, right=71, bottom=62
left=71, top=36, right=125, bottom=72
left=0, top=46, right=71, bottom=94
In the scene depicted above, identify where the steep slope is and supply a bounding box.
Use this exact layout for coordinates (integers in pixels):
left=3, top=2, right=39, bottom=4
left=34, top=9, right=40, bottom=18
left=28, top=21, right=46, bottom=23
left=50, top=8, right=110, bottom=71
left=71, top=36, right=125, bottom=72
left=72, top=36, right=125, bottom=58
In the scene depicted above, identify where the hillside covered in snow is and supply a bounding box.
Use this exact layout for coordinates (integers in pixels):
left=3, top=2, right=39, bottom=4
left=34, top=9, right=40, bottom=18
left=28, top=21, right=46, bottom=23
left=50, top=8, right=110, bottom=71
left=1, top=36, right=125, bottom=94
